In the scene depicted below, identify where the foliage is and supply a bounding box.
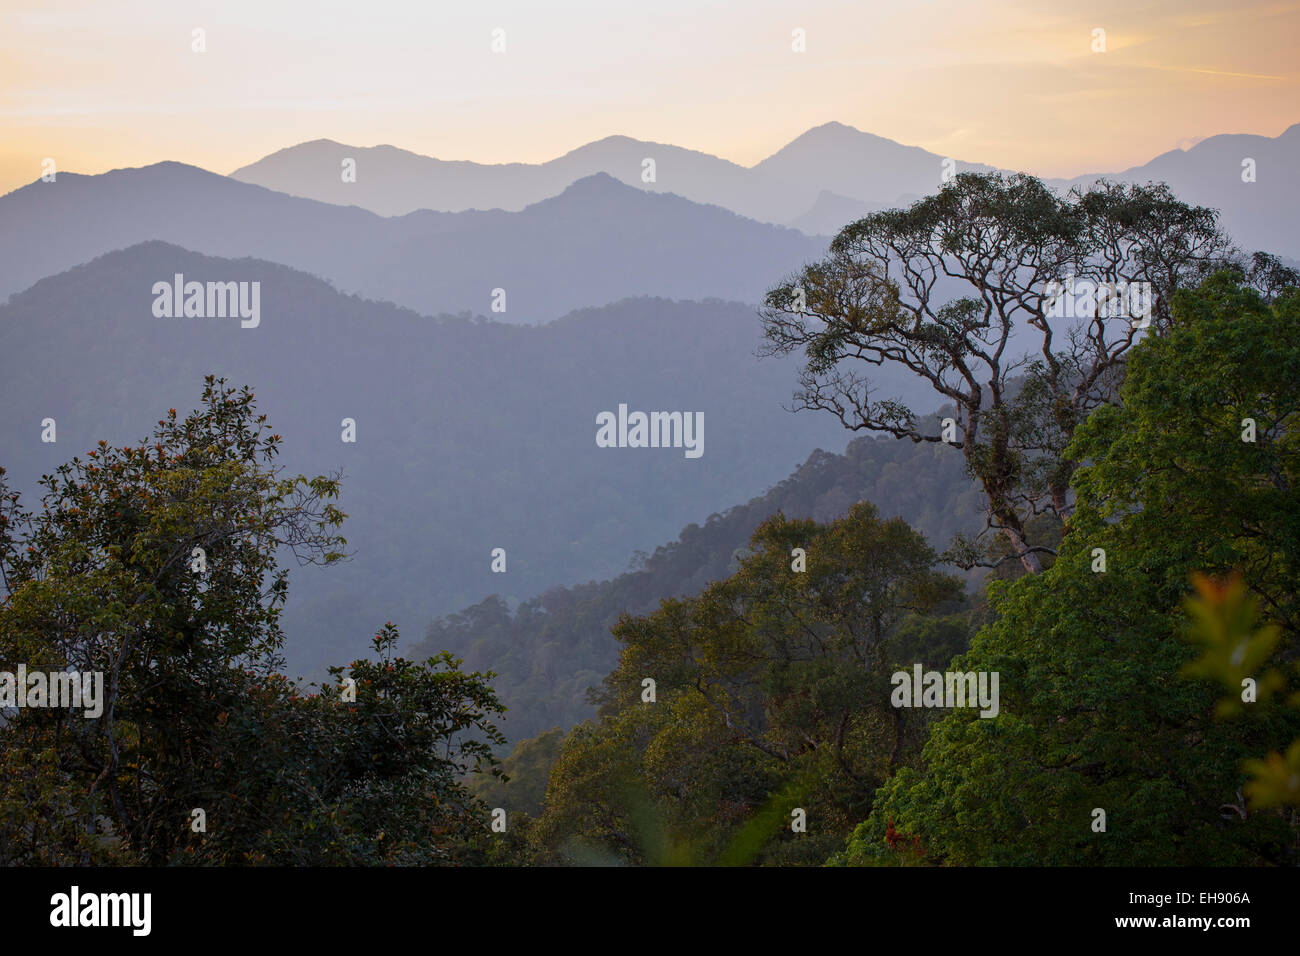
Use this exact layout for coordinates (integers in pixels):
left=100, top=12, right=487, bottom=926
left=529, top=502, right=969, bottom=865
left=1183, top=576, right=1300, bottom=810
left=0, top=380, right=503, bottom=864
left=841, top=273, right=1300, bottom=866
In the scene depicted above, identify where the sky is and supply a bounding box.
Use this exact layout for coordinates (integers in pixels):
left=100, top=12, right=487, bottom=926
left=1, top=0, right=1297, bottom=196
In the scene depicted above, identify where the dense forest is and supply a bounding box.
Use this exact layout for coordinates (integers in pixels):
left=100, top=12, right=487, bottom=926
left=2, top=173, right=1297, bottom=866
left=411, top=417, right=984, bottom=742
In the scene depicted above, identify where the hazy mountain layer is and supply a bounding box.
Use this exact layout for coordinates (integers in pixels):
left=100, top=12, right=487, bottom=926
left=1, top=242, right=942, bottom=674
left=0, top=165, right=826, bottom=322
left=227, top=121, right=1300, bottom=257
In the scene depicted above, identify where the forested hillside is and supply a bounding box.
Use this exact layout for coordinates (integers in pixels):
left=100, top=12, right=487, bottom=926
left=0, top=243, right=879, bottom=673
left=412, top=420, right=984, bottom=741
left=481, top=272, right=1300, bottom=866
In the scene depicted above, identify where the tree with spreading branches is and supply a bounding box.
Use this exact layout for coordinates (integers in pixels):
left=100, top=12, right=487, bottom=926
left=760, top=172, right=1244, bottom=573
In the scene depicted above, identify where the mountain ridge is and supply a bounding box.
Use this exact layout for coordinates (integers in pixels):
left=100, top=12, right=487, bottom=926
left=221, top=121, right=1300, bottom=256
left=2, top=240, right=909, bottom=677
left=0, top=163, right=826, bottom=321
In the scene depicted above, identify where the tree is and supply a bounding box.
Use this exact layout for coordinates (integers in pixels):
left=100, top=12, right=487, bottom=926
left=761, top=173, right=1236, bottom=574
left=1082, top=268, right=1300, bottom=815
left=531, top=503, right=966, bottom=864
left=1069, top=270, right=1299, bottom=637
left=841, top=273, right=1300, bottom=866
left=0, top=378, right=505, bottom=864
left=172, top=624, right=505, bottom=865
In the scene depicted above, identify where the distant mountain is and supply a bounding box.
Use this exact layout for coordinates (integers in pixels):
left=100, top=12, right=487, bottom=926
left=0, top=161, right=373, bottom=307
left=412, top=426, right=984, bottom=742
left=0, top=163, right=825, bottom=322
left=0, top=242, right=943, bottom=677
left=788, top=190, right=886, bottom=237
left=750, top=121, right=995, bottom=209
left=1050, top=123, right=1300, bottom=259
left=230, top=123, right=995, bottom=230
left=230, top=121, right=1300, bottom=256
left=230, top=135, right=806, bottom=223
left=546, top=135, right=797, bottom=221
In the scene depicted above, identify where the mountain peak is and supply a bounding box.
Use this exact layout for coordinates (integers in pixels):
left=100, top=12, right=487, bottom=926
left=557, top=171, right=632, bottom=194
left=782, top=121, right=898, bottom=149
left=808, top=120, right=861, bottom=134
left=586, top=134, right=643, bottom=147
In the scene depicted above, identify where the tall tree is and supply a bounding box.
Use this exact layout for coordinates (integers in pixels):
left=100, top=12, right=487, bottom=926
left=761, top=173, right=1235, bottom=573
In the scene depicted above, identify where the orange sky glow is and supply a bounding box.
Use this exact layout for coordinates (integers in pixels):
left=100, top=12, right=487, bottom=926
left=2, top=0, right=1297, bottom=197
